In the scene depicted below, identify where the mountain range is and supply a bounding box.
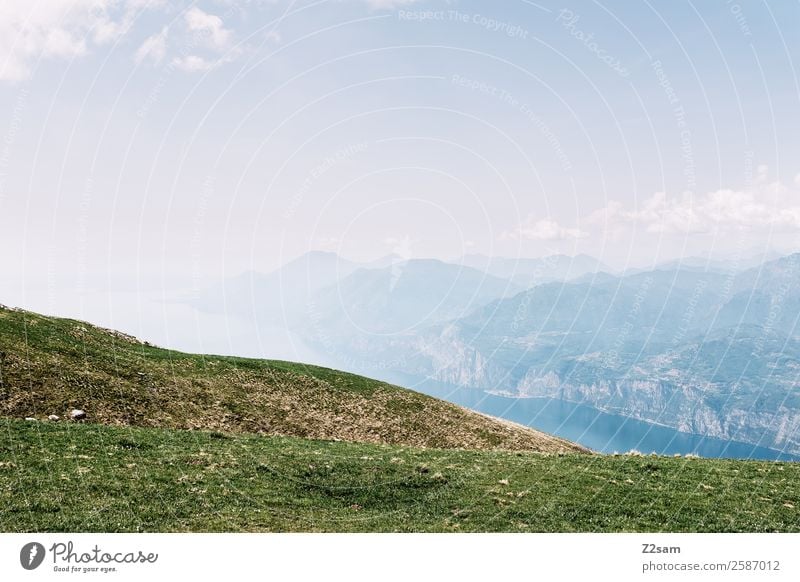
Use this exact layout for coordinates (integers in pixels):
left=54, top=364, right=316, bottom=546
left=187, top=250, right=800, bottom=455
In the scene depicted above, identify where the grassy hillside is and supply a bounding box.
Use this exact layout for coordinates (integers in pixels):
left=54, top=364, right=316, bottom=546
left=0, top=304, right=583, bottom=453
left=2, top=420, right=799, bottom=532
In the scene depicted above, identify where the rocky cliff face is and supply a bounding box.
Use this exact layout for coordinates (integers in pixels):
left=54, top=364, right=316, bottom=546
left=418, top=347, right=800, bottom=455
left=302, top=319, right=800, bottom=455
left=411, top=325, right=508, bottom=388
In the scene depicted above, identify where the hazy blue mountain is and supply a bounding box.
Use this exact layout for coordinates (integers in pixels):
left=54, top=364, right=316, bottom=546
left=651, top=257, right=735, bottom=273
left=459, top=253, right=612, bottom=288
left=733, top=252, right=800, bottom=289
left=623, top=248, right=785, bottom=276
left=191, top=251, right=360, bottom=324
left=305, top=259, right=522, bottom=336
left=712, top=253, right=800, bottom=336
left=457, top=268, right=727, bottom=348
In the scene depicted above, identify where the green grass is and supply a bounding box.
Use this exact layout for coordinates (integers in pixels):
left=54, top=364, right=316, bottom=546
left=2, top=420, right=799, bottom=532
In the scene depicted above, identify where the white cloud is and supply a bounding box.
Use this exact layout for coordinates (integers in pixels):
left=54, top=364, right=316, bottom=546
left=264, top=30, right=282, bottom=44
left=172, top=7, right=238, bottom=72
left=507, top=217, right=588, bottom=241
left=42, top=27, right=88, bottom=59
left=171, top=55, right=217, bottom=73
left=185, top=7, right=232, bottom=51
left=0, top=0, right=438, bottom=82
left=0, top=1, right=388, bottom=81
left=0, top=0, right=164, bottom=82
left=384, top=235, right=415, bottom=258
left=171, top=49, right=242, bottom=73
left=135, top=26, right=168, bottom=65
left=590, top=181, right=800, bottom=235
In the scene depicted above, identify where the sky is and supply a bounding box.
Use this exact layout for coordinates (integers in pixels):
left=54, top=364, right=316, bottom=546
left=2, top=0, right=800, bottom=330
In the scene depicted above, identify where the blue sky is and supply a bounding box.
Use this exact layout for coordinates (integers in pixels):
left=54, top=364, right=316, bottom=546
left=1, top=0, right=800, bottom=299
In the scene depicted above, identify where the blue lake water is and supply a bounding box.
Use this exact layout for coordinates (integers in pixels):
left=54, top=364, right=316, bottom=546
left=381, top=373, right=800, bottom=461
